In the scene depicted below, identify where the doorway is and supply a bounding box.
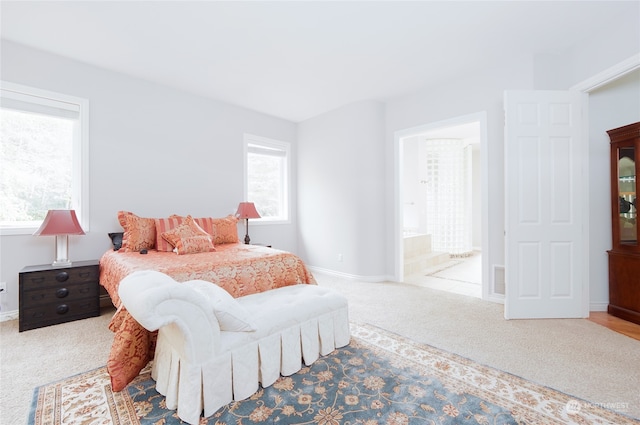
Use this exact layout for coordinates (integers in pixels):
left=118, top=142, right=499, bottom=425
left=395, top=112, right=490, bottom=299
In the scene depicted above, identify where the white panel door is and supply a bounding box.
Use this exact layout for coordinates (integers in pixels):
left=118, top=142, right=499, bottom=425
left=504, top=90, right=588, bottom=319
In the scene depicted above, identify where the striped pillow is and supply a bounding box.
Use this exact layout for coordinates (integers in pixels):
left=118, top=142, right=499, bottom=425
left=192, top=217, right=217, bottom=241
left=155, top=216, right=183, bottom=252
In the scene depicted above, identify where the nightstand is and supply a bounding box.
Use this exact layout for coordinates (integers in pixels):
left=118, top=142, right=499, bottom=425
left=19, top=260, right=100, bottom=332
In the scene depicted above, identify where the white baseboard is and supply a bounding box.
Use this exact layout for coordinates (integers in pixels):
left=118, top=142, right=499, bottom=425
left=0, top=309, right=18, bottom=322
left=307, top=266, right=392, bottom=283
left=589, top=302, right=608, bottom=312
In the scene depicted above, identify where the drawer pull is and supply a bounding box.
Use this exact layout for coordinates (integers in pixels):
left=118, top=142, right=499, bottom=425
left=56, top=304, right=69, bottom=315
left=55, top=272, right=69, bottom=282
left=78, top=271, right=91, bottom=278
left=56, top=288, right=69, bottom=298
left=30, top=294, right=46, bottom=301
left=30, top=277, right=45, bottom=284
left=32, top=311, right=45, bottom=319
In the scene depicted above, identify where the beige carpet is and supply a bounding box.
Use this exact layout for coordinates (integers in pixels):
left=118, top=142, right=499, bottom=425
left=1, top=273, right=639, bottom=424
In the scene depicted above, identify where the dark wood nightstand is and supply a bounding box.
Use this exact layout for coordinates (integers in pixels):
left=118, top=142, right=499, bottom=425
left=19, top=260, right=100, bottom=332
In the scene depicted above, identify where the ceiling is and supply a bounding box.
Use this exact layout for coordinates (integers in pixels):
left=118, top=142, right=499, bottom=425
left=1, top=1, right=636, bottom=123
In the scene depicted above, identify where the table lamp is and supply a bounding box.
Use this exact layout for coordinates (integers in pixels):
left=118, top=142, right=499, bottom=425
left=33, top=209, right=85, bottom=267
left=235, top=202, right=261, bottom=244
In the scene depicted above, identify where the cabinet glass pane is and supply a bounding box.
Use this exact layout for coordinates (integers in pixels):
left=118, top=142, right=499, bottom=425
left=618, top=146, right=636, bottom=245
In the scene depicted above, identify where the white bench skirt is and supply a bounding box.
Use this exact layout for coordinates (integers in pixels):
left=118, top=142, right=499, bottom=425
left=119, top=271, right=350, bottom=425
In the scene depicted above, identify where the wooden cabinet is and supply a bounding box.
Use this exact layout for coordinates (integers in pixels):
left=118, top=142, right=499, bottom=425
left=607, top=122, right=640, bottom=325
left=19, top=260, right=100, bottom=332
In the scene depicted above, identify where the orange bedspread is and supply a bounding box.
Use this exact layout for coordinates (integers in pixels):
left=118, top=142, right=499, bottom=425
left=100, top=243, right=316, bottom=391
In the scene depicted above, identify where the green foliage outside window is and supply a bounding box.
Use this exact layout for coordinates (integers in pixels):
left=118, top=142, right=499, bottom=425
left=247, top=152, right=282, bottom=218
left=0, top=109, right=73, bottom=223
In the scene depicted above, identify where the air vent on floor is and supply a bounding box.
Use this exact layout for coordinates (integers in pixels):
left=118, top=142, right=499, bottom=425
left=493, top=265, right=506, bottom=296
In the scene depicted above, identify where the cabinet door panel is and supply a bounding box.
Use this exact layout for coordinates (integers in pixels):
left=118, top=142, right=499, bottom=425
left=617, top=145, right=637, bottom=245
left=607, top=122, right=640, bottom=326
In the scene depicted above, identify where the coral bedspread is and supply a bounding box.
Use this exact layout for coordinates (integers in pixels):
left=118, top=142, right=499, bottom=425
left=100, top=243, right=317, bottom=391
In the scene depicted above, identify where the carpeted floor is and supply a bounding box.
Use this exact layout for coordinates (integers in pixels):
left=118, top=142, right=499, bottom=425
left=29, top=323, right=637, bottom=424
left=1, top=272, right=639, bottom=424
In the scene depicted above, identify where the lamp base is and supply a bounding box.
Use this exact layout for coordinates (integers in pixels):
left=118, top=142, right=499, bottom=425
left=244, top=218, right=251, bottom=244
left=53, top=235, right=72, bottom=267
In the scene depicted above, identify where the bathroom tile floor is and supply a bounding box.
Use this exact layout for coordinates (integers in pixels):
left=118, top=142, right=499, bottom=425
left=403, top=251, right=482, bottom=299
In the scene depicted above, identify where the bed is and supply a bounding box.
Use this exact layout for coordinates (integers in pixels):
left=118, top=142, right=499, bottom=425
left=100, top=211, right=317, bottom=391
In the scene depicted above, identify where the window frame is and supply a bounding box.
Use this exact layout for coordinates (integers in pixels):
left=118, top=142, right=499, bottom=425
left=0, top=81, right=90, bottom=235
left=243, top=134, right=291, bottom=225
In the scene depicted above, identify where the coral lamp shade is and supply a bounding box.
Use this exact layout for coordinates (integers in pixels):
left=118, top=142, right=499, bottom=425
left=235, top=202, right=261, bottom=219
left=33, top=210, right=85, bottom=236
left=34, top=210, right=85, bottom=267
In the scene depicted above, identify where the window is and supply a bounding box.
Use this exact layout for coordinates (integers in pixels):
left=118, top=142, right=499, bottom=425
left=244, top=134, right=290, bottom=223
left=0, top=82, right=89, bottom=235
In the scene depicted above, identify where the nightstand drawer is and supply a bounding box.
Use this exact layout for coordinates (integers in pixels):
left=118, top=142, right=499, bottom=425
left=20, top=266, right=99, bottom=291
left=21, top=281, right=98, bottom=308
left=20, top=298, right=99, bottom=331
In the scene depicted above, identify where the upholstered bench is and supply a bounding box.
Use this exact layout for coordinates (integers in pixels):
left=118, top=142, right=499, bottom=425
left=118, top=270, right=350, bottom=425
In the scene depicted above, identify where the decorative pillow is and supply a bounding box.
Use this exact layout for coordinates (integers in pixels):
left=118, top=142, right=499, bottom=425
left=117, top=211, right=156, bottom=252
left=161, top=216, right=214, bottom=255
left=154, top=216, right=183, bottom=252
left=168, top=215, right=218, bottom=244
left=107, top=306, right=156, bottom=392
left=172, top=235, right=215, bottom=255
left=108, top=232, right=124, bottom=251
left=184, top=280, right=257, bottom=332
left=211, top=215, right=240, bottom=244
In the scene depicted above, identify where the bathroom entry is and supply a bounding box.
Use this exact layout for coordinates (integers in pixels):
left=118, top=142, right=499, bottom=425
left=400, top=118, right=484, bottom=298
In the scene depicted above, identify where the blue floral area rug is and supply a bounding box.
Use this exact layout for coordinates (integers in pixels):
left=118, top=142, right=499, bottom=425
left=30, top=323, right=637, bottom=425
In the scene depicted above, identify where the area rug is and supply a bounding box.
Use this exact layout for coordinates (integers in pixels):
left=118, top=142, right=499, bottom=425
left=29, top=323, right=637, bottom=425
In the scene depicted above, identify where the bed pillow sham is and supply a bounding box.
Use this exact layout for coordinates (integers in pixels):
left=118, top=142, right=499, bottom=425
left=117, top=211, right=156, bottom=252
left=154, top=216, right=183, bottom=252
left=211, top=215, right=240, bottom=244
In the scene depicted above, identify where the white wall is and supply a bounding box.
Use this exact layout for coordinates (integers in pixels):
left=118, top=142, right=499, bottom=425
left=383, top=21, right=639, bottom=305
left=0, top=40, right=297, bottom=315
left=568, top=16, right=640, bottom=87
left=297, top=101, right=386, bottom=279
left=587, top=69, right=640, bottom=310
left=385, top=58, right=534, bottom=284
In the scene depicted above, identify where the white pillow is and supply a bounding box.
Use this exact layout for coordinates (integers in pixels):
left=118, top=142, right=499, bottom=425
left=184, top=280, right=257, bottom=332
